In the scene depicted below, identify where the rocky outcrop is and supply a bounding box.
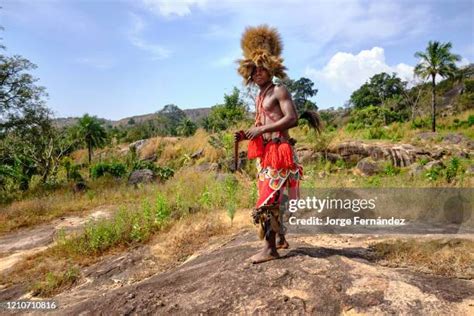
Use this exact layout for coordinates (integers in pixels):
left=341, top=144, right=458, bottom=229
left=129, top=139, right=148, bottom=151
left=52, top=231, right=474, bottom=315
left=354, top=157, right=383, bottom=176
left=329, top=141, right=427, bottom=167
left=128, top=169, right=154, bottom=185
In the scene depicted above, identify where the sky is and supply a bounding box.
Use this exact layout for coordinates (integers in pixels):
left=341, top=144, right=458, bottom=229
left=1, top=0, right=473, bottom=120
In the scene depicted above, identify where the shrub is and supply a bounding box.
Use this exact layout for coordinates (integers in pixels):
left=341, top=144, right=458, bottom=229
left=347, top=105, right=404, bottom=131
left=365, top=127, right=388, bottom=140
left=411, top=117, right=430, bottom=129
left=418, top=157, right=429, bottom=166
left=445, top=157, right=460, bottom=183
left=425, top=166, right=443, bottom=181
left=90, top=162, right=127, bottom=179
left=383, top=162, right=400, bottom=176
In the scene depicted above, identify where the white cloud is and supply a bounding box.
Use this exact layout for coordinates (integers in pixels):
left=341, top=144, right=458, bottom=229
left=128, top=13, right=171, bottom=60
left=305, top=47, right=415, bottom=92
left=140, top=0, right=430, bottom=56
left=141, top=0, right=208, bottom=17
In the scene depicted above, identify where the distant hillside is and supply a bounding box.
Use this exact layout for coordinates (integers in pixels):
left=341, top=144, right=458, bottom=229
left=53, top=107, right=212, bottom=128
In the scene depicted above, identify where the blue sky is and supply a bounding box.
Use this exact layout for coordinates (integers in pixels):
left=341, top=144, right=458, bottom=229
left=1, top=0, right=473, bottom=120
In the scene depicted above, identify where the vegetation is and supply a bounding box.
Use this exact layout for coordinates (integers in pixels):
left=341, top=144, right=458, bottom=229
left=203, top=87, right=249, bottom=132
left=370, top=238, right=474, bottom=278
left=278, top=77, right=319, bottom=113
left=75, top=114, right=107, bottom=164
left=414, top=41, right=461, bottom=131
left=349, top=72, right=406, bottom=109
left=0, top=29, right=473, bottom=299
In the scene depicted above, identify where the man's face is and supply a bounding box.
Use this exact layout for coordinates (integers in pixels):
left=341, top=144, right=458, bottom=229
left=252, top=66, right=271, bottom=86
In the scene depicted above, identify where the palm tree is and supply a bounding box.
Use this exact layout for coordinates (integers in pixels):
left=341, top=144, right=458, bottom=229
left=176, top=118, right=197, bottom=137
left=414, top=41, right=461, bottom=132
left=77, top=114, right=107, bottom=164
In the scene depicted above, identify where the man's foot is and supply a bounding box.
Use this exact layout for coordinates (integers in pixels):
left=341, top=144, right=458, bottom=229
left=250, top=248, right=280, bottom=264
left=276, top=234, right=289, bottom=249
left=250, top=230, right=280, bottom=264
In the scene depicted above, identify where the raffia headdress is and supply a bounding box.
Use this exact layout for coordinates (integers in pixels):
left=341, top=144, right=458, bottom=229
left=237, top=25, right=288, bottom=85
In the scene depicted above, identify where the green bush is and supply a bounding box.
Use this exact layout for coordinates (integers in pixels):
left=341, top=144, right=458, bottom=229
left=445, top=157, right=460, bottom=183
left=347, top=105, right=404, bottom=130
left=418, top=157, right=430, bottom=166
left=90, top=161, right=127, bottom=179
left=365, top=127, right=388, bottom=140
left=383, top=162, right=400, bottom=176
left=452, top=115, right=474, bottom=128
left=411, top=117, right=431, bottom=129
left=155, top=166, right=174, bottom=181
left=425, top=166, right=443, bottom=181
left=464, top=79, right=474, bottom=94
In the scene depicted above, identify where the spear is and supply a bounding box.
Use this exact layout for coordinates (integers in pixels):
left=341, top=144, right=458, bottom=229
left=234, top=130, right=246, bottom=172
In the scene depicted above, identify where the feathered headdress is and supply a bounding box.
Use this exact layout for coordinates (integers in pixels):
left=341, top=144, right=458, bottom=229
left=237, top=25, right=288, bottom=85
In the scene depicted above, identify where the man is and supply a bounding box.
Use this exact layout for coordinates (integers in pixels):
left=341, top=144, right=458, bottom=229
left=235, top=25, right=313, bottom=264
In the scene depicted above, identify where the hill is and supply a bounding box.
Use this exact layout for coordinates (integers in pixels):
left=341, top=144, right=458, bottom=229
left=53, top=107, right=212, bottom=128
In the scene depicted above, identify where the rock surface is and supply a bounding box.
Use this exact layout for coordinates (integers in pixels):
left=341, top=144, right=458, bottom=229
left=329, top=141, right=426, bottom=167
left=128, top=169, right=154, bottom=185
left=47, top=231, right=474, bottom=315
left=354, top=158, right=383, bottom=176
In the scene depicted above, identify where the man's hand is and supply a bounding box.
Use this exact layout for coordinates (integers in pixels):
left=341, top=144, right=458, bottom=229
left=234, top=131, right=246, bottom=142
left=245, top=126, right=264, bottom=140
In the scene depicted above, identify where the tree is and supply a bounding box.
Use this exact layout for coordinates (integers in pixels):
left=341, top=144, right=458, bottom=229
left=0, top=38, right=74, bottom=191
left=157, top=104, right=187, bottom=136
left=176, top=118, right=197, bottom=137
left=278, top=77, right=318, bottom=114
left=76, top=114, right=107, bottom=164
left=0, top=55, right=48, bottom=135
left=205, top=87, right=248, bottom=132
left=350, top=72, right=406, bottom=109
left=414, top=41, right=461, bottom=132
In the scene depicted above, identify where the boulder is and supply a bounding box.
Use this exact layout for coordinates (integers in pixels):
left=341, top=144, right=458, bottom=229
left=128, top=169, right=154, bottom=185
left=424, top=160, right=444, bottom=170
left=354, top=158, right=383, bottom=176
left=416, top=132, right=438, bottom=141
left=325, top=152, right=343, bottom=163
left=328, top=141, right=368, bottom=163
left=129, top=139, right=148, bottom=151
left=442, top=133, right=465, bottom=145
left=296, top=147, right=321, bottom=164
left=430, top=148, right=447, bottom=160
left=329, top=141, right=420, bottom=167
left=195, top=162, right=219, bottom=172
left=191, top=149, right=204, bottom=159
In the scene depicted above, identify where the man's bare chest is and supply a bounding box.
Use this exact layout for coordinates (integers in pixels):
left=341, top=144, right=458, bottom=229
left=260, top=94, right=283, bottom=121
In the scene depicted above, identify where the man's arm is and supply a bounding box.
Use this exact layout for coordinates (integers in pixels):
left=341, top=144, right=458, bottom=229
left=245, top=85, right=298, bottom=139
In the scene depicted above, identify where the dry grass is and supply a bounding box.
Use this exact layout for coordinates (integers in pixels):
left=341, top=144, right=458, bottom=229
left=158, top=129, right=224, bottom=165
left=0, top=178, right=165, bottom=234
left=370, top=238, right=474, bottom=278
left=0, top=207, right=253, bottom=297
left=0, top=167, right=255, bottom=296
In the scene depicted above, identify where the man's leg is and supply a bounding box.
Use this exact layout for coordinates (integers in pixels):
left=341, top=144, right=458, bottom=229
left=250, top=205, right=281, bottom=264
